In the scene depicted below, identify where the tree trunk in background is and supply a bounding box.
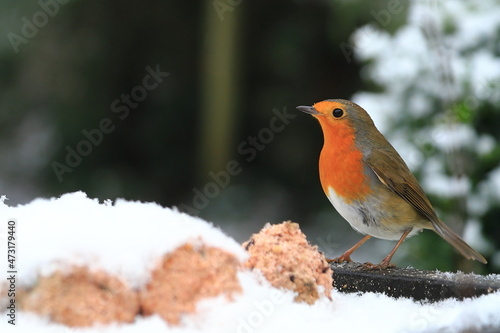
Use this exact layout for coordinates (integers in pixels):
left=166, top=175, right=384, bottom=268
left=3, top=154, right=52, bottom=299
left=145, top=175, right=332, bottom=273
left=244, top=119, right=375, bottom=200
left=199, top=1, right=240, bottom=180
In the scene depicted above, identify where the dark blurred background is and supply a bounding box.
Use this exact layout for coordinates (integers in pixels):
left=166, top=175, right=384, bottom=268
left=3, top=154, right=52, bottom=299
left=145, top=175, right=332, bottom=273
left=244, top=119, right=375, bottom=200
left=1, top=0, right=499, bottom=273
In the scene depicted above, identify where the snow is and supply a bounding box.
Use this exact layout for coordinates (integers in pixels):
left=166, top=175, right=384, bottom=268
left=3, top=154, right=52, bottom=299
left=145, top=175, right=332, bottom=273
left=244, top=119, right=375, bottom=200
left=486, top=167, right=500, bottom=201
left=0, top=191, right=247, bottom=288
left=430, top=124, right=475, bottom=152
left=1, top=192, right=500, bottom=332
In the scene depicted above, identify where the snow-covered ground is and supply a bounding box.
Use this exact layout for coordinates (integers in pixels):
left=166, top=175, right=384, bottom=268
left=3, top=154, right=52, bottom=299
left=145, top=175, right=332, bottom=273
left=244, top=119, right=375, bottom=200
left=0, top=192, right=499, bottom=332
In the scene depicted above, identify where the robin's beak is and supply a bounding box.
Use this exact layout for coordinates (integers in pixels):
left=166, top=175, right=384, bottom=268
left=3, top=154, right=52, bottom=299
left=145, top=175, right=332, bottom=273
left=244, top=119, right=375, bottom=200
left=296, top=105, right=320, bottom=115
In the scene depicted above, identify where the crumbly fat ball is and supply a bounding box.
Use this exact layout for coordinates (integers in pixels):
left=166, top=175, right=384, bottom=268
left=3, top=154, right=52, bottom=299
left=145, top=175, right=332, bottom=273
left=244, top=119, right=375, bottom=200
left=22, top=266, right=139, bottom=327
left=243, top=221, right=333, bottom=304
left=141, top=243, right=242, bottom=325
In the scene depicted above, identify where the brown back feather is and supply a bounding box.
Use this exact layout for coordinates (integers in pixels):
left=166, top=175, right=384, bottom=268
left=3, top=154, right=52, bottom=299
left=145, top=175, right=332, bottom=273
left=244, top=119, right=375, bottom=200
left=367, top=149, right=439, bottom=224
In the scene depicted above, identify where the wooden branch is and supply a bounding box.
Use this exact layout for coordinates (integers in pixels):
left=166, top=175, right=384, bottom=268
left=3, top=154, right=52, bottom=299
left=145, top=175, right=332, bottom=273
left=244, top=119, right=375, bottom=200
left=331, top=262, right=500, bottom=302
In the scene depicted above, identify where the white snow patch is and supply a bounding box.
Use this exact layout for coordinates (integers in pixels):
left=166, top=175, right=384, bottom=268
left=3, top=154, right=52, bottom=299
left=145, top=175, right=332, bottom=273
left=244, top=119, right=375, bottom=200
left=476, top=134, right=496, bottom=156
left=463, top=219, right=490, bottom=253
left=485, top=166, right=500, bottom=201
left=431, top=124, right=475, bottom=152
left=0, top=191, right=246, bottom=288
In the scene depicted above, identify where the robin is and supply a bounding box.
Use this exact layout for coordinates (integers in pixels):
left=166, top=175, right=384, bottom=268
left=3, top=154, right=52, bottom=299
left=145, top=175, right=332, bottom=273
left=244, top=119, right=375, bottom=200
left=297, top=99, right=487, bottom=269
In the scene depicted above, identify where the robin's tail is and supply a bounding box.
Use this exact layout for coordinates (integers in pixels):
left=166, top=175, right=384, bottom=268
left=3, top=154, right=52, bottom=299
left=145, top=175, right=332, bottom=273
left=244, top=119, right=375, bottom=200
left=432, top=219, right=487, bottom=264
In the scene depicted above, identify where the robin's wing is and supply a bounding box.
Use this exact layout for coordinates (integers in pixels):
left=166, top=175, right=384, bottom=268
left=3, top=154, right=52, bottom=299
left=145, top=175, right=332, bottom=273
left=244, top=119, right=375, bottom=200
left=368, top=148, right=487, bottom=264
left=367, top=149, right=439, bottom=224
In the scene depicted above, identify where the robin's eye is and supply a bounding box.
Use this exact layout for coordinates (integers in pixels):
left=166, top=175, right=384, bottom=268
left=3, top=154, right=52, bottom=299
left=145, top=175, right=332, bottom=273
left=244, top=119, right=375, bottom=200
left=332, top=108, right=343, bottom=118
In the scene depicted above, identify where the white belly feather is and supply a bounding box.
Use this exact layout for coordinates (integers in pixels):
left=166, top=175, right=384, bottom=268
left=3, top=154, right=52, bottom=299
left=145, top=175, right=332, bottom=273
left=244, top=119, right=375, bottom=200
left=325, top=187, right=421, bottom=240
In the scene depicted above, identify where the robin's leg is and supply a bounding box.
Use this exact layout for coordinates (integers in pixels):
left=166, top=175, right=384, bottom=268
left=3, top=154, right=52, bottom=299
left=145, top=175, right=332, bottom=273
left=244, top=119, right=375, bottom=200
left=363, top=228, right=412, bottom=270
left=327, top=234, right=372, bottom=263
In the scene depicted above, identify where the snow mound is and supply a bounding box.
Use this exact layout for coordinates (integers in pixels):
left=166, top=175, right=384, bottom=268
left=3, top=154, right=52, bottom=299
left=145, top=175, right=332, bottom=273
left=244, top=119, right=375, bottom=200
left=0, top=191, right=246, bottom=288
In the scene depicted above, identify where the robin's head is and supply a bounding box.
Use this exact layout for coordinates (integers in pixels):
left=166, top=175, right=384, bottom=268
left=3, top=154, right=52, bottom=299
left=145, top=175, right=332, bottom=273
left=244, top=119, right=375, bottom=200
left=296, top=99, right=375, bottom=131
left=297, top=99, right=387, bottom=156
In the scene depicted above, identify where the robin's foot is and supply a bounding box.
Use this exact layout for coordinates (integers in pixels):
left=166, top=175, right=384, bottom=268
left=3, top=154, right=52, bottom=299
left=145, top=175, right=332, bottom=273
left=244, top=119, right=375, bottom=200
left=327, top=254, right=353, bottom=264
left=361, top=261, right=396, bottom=270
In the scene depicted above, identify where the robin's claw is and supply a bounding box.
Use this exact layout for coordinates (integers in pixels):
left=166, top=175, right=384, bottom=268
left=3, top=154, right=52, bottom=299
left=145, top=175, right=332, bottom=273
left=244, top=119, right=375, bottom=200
left=327, top=254, right=353, bottom=264
left=361, top=261, right=396, bottom=270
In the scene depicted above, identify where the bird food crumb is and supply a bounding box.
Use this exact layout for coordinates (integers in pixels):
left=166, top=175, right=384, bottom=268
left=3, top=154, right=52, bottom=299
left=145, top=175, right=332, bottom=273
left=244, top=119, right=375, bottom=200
left=140, top=242, right=242, bottom=324
left=22, top=266, right=139, bottom=327
left=242, top=221, right=333, bottom=304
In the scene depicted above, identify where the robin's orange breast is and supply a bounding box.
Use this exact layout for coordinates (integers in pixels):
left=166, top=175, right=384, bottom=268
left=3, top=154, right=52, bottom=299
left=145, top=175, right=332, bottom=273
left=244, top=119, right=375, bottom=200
left=318, top=120, right=371, bottom=203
